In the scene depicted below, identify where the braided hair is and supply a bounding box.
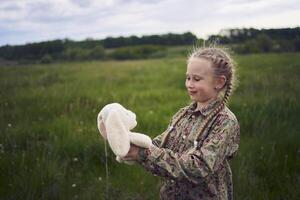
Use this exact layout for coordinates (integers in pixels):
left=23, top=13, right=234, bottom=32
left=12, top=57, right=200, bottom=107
left=187, top=47, right=238, bottom=140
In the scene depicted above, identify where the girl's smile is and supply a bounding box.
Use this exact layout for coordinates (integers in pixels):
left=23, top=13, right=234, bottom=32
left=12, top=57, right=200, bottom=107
left=188, top=90, right=198, bottom=96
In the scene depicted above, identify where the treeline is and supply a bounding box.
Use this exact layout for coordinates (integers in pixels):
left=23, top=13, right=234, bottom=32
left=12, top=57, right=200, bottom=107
left=102, top=32, right=197, bottom=48
left=208, top=27, right=300, bottom=53
left=0, top=28, right=300, bottom=64
left=0, top=32, right=197, bottom=63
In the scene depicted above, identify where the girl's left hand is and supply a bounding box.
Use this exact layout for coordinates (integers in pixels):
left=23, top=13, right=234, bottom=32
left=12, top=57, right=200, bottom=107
left=123, top=144, right=140, bottom=161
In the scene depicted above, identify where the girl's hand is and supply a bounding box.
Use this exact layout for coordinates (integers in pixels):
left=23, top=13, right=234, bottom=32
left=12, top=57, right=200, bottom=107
left=123, top=144, right=140, bottom=161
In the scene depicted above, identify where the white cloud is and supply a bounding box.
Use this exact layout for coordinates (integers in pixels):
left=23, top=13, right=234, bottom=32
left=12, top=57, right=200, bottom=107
left=0, top=0, right=299, bottom=45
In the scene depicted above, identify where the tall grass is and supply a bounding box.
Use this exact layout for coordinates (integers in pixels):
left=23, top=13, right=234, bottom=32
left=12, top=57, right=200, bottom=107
left=0, top=53, right=299, bottom=199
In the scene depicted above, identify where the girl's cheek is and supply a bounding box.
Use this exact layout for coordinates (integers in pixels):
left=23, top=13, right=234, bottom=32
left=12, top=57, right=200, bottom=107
left=185, top=80, right=190, bottom=88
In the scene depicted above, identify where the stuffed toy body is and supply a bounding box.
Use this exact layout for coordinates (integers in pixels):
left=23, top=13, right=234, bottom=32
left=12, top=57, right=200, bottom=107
left=97, top=103, right=152, bottom=164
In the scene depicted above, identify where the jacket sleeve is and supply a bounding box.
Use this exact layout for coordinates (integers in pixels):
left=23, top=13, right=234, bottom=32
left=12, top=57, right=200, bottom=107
left=138, top=116, right=240, bottom=183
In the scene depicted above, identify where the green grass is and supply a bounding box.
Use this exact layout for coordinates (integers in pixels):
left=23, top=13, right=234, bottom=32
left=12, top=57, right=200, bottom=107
left=0, top=53, right=299, bottom=199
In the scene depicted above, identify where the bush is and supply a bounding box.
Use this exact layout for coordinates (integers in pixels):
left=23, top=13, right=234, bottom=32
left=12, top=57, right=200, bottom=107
left=40, top=54, right=53, bottom=64
left=89, top=46, right=105, bottom=59
left=108, top=45, right=166, bottom=60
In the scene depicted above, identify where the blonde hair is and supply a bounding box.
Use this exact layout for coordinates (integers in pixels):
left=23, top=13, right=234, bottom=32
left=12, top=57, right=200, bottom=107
left=187, top=46, right=238, bottom=140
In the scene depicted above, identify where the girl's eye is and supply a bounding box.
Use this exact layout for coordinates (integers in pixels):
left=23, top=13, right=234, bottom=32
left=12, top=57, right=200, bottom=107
left=186, top=76, right=202, bottom=81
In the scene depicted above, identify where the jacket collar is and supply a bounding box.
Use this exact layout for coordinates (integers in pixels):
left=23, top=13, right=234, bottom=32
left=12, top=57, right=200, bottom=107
left=187, top=98, right=221, bottom=117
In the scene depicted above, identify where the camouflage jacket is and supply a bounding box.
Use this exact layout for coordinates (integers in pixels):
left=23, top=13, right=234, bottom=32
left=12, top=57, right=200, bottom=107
left=138, top=99, right=240, bottom=200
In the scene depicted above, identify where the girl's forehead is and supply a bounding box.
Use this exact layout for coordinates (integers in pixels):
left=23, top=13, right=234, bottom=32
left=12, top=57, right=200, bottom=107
left=187, top=58, right=214, bottom=75
left=188, top=58, right=212, bottom=66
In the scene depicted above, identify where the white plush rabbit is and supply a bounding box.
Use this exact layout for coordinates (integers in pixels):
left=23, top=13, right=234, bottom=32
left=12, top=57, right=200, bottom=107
left=97, top=103, right=152, bottom=164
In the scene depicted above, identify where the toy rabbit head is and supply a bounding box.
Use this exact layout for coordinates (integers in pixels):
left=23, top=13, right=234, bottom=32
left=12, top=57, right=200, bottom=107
left=97, top=103, right=137, bottom=157
left=97, top=103, right=152, bottom=163
left=98, top=103, right=137, bottom=136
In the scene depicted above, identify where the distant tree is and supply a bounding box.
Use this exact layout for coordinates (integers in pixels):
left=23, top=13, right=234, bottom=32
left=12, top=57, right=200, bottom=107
left=89, top=46, right=105, bottom=59
left=108, top=45, right=166, bottom=60
left=234, top=40, right=260, bottom=54
left=40, top=54, right=53, bottom=64
left=294, top=37, right=300, bottom=51
left=256, top=34, right=274, bottom=52
left=101, top=32, right=197, bottom=48
left=63, top=48, right=89, bottom=60
left=1, top=28, right=300, bottom=62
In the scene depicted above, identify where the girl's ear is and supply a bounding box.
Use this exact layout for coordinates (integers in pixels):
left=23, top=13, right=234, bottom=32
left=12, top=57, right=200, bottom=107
left=215, top=75, right=227, bottom=90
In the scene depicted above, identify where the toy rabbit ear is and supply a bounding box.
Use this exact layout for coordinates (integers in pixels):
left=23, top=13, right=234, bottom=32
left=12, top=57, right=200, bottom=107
left=105, top=110, right=130, bottom=157
left=97, top=112, right=107, bottom=140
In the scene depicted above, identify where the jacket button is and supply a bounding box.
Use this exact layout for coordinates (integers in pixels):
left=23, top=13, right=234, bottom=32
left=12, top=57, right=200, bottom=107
left=194, top=141, right=198, bottom=148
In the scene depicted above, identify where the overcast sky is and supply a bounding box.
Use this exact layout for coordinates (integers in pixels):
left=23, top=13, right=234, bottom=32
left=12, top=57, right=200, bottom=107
left=0, top=0, right=299, bottom=46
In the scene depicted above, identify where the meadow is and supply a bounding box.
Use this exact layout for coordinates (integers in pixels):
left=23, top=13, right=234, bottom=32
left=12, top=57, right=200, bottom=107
left=0, top=52, right=299, bottom=199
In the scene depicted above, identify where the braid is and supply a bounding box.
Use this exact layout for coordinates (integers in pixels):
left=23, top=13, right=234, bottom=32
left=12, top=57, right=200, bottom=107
left=196, top=85, right=231, bottom=141
left=223, top=81, right=233, bottom=104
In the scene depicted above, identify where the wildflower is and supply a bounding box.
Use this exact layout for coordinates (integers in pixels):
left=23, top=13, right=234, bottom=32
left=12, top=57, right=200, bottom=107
left=73, top=157, right=78, bottom=162
left=7, top=123, right=12, bottom=127
left=72, top=184, right=76, bottom=188
left=98, top=177, right=102, bottom=181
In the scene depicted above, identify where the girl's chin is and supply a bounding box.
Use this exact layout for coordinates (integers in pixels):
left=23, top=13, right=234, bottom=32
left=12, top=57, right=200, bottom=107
left=189, top=96, right=198, bottom=101
left=189, top=95, right=205, bottom=103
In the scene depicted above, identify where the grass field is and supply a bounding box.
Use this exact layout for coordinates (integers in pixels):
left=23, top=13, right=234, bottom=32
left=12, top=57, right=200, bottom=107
left=0, top=52, right=299, bottom=199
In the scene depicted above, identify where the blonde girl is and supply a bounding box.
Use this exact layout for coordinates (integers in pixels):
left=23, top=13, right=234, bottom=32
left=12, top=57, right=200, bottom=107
left=124, top=47, right=240, bottom=200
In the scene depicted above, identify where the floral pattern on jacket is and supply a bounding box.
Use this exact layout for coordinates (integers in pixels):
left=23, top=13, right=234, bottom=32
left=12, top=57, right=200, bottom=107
left=138, top=99, right=240, bottom=200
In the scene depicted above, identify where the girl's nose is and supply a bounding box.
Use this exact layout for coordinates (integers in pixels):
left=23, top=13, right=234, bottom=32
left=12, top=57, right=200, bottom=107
left=186, top=80, right=194, bottom=89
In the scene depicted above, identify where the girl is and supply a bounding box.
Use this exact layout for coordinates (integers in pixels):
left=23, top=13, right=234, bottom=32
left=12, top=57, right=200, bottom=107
left=124, top=47, right=240, bottom=200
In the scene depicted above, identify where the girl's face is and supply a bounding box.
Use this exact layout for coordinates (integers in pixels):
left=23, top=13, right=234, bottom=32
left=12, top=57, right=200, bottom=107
left=185, top=58, right=219, bottom=106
